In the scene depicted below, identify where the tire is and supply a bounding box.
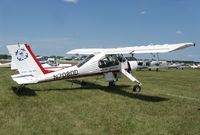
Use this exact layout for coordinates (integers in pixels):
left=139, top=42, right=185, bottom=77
left=133, top=85, right=141, bottom=92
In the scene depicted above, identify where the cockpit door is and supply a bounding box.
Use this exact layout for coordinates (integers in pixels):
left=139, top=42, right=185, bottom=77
left=116, top=54, right=128, bottom=69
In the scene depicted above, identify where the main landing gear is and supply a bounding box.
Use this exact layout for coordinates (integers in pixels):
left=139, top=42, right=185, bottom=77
left=105, top=70, right=142, bottom=92
left=80, top=80, right=87, bottom=87
left=108, top=81, right=115, bottom=87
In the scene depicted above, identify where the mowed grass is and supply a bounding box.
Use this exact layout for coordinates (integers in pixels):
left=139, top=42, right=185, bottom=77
left=0, top=68, right=200, bottom=135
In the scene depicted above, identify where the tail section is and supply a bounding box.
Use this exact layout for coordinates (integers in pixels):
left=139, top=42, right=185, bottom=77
left=7, top=44, right=53, bottom=79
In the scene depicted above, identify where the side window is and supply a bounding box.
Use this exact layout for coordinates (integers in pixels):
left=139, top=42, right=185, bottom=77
left=77, top=54, right=94, bottom=68
left=117, top=54, right=126, bottom=62
left=98, top=55, right=119, bottom=68
left=99, top=59, right=107, bottom=68
left=146, top=62, right=151, bottom=66
left=138, top=62, right=143, bottom=66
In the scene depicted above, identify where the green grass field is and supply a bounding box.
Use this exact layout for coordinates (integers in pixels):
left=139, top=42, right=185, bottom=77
left=0, top=68, right=200, bottom=135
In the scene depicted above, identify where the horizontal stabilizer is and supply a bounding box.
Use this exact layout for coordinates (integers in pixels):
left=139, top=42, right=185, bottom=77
left=11, top=74, right=39, bottom=84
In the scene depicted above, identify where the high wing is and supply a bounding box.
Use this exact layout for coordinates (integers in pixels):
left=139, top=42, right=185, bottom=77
left=67, top=42, right=195, bottom=55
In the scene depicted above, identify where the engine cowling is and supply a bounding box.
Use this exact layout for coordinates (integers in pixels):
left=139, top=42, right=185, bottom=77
left=128, top=61, right=138, bottom=71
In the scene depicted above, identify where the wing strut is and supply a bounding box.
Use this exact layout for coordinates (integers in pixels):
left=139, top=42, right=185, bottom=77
left=121, top=69, right=141, bottom=84
left=121, top=69, right=142, bottom=92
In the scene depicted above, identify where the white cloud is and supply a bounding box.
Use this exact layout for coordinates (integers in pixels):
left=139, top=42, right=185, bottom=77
left=140, top=11, right=146, bottom=15
left=176, top=31, right=183, bottom=35
left=63, top=0, right=78, bottom=4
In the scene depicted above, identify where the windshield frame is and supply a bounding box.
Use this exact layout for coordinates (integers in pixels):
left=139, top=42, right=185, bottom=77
left=77, top=54, right=95, bottom=68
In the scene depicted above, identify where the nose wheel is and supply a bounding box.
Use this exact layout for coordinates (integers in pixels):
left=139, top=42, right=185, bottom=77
left=133, top=84, right=141, bottom=92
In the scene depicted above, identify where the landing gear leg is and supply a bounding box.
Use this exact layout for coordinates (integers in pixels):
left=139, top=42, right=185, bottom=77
left=70, top=79, right=74, bottom=88
left=80, top=80, right=86, bottom=87
left=109, top=81, right=115, bottom=87
left=15, top=84, right=25, bottom=93
left=120, top=69, right=142, bottom=92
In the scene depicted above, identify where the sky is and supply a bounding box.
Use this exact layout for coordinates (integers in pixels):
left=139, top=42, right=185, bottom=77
left=0, top=0, right=200, bottom=61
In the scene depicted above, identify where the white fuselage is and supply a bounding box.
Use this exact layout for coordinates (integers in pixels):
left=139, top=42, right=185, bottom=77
left=38, top=53, right=130, bottom=83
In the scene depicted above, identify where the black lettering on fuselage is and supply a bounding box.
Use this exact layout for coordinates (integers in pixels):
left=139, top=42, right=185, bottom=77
left=53, top=70, right=78, bottom=80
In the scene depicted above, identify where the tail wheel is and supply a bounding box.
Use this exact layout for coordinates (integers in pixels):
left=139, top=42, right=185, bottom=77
left=133, top=84, right=141, bottom=92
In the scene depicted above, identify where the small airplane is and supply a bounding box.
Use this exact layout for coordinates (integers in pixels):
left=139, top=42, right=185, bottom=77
left=167, top=62, right=187, bottom=69
left=37, top=56, right=72, bottom=71
left=190, top=64, right=200, bottom=69
left=11, top=56, right=72, bottom=71
left=136, top=60, right=168, bottom=71
left=126, top=56, right=168, bottom=71
left=7, top=42, right=195, bottom=92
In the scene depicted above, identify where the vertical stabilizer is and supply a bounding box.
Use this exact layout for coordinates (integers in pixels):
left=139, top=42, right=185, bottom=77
left=7, top=44, right=53, bottom=76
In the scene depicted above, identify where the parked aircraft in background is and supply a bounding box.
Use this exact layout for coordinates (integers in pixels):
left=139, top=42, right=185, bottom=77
left=37, top=57, right=72, bottom=71
left=135, top=60, right=168, bottom=71
left=7, top=42, right=195, bottom=92
left=167, top=62, right=188, bottom=69
left=0, top=62, right=11, bottom=68
left=190, top=64, right=200, bottom=69
left=11, top=56, right=72, bottom=71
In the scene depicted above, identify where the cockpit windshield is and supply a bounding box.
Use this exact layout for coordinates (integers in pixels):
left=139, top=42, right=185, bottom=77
left=77, top=54, right=94, bottom=68
left=98, top=55, right=119, bottom=68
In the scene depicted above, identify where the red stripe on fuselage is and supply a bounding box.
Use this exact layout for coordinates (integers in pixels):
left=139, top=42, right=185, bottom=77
left=25, top=44, right=54, bottom=74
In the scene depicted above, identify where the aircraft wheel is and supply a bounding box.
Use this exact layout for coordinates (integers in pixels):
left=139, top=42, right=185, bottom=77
left=133, top=84, right=141, bottom=92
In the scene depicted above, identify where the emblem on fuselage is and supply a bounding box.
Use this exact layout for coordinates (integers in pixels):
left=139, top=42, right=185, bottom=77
left=15, top=48, right=28, bottom=61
